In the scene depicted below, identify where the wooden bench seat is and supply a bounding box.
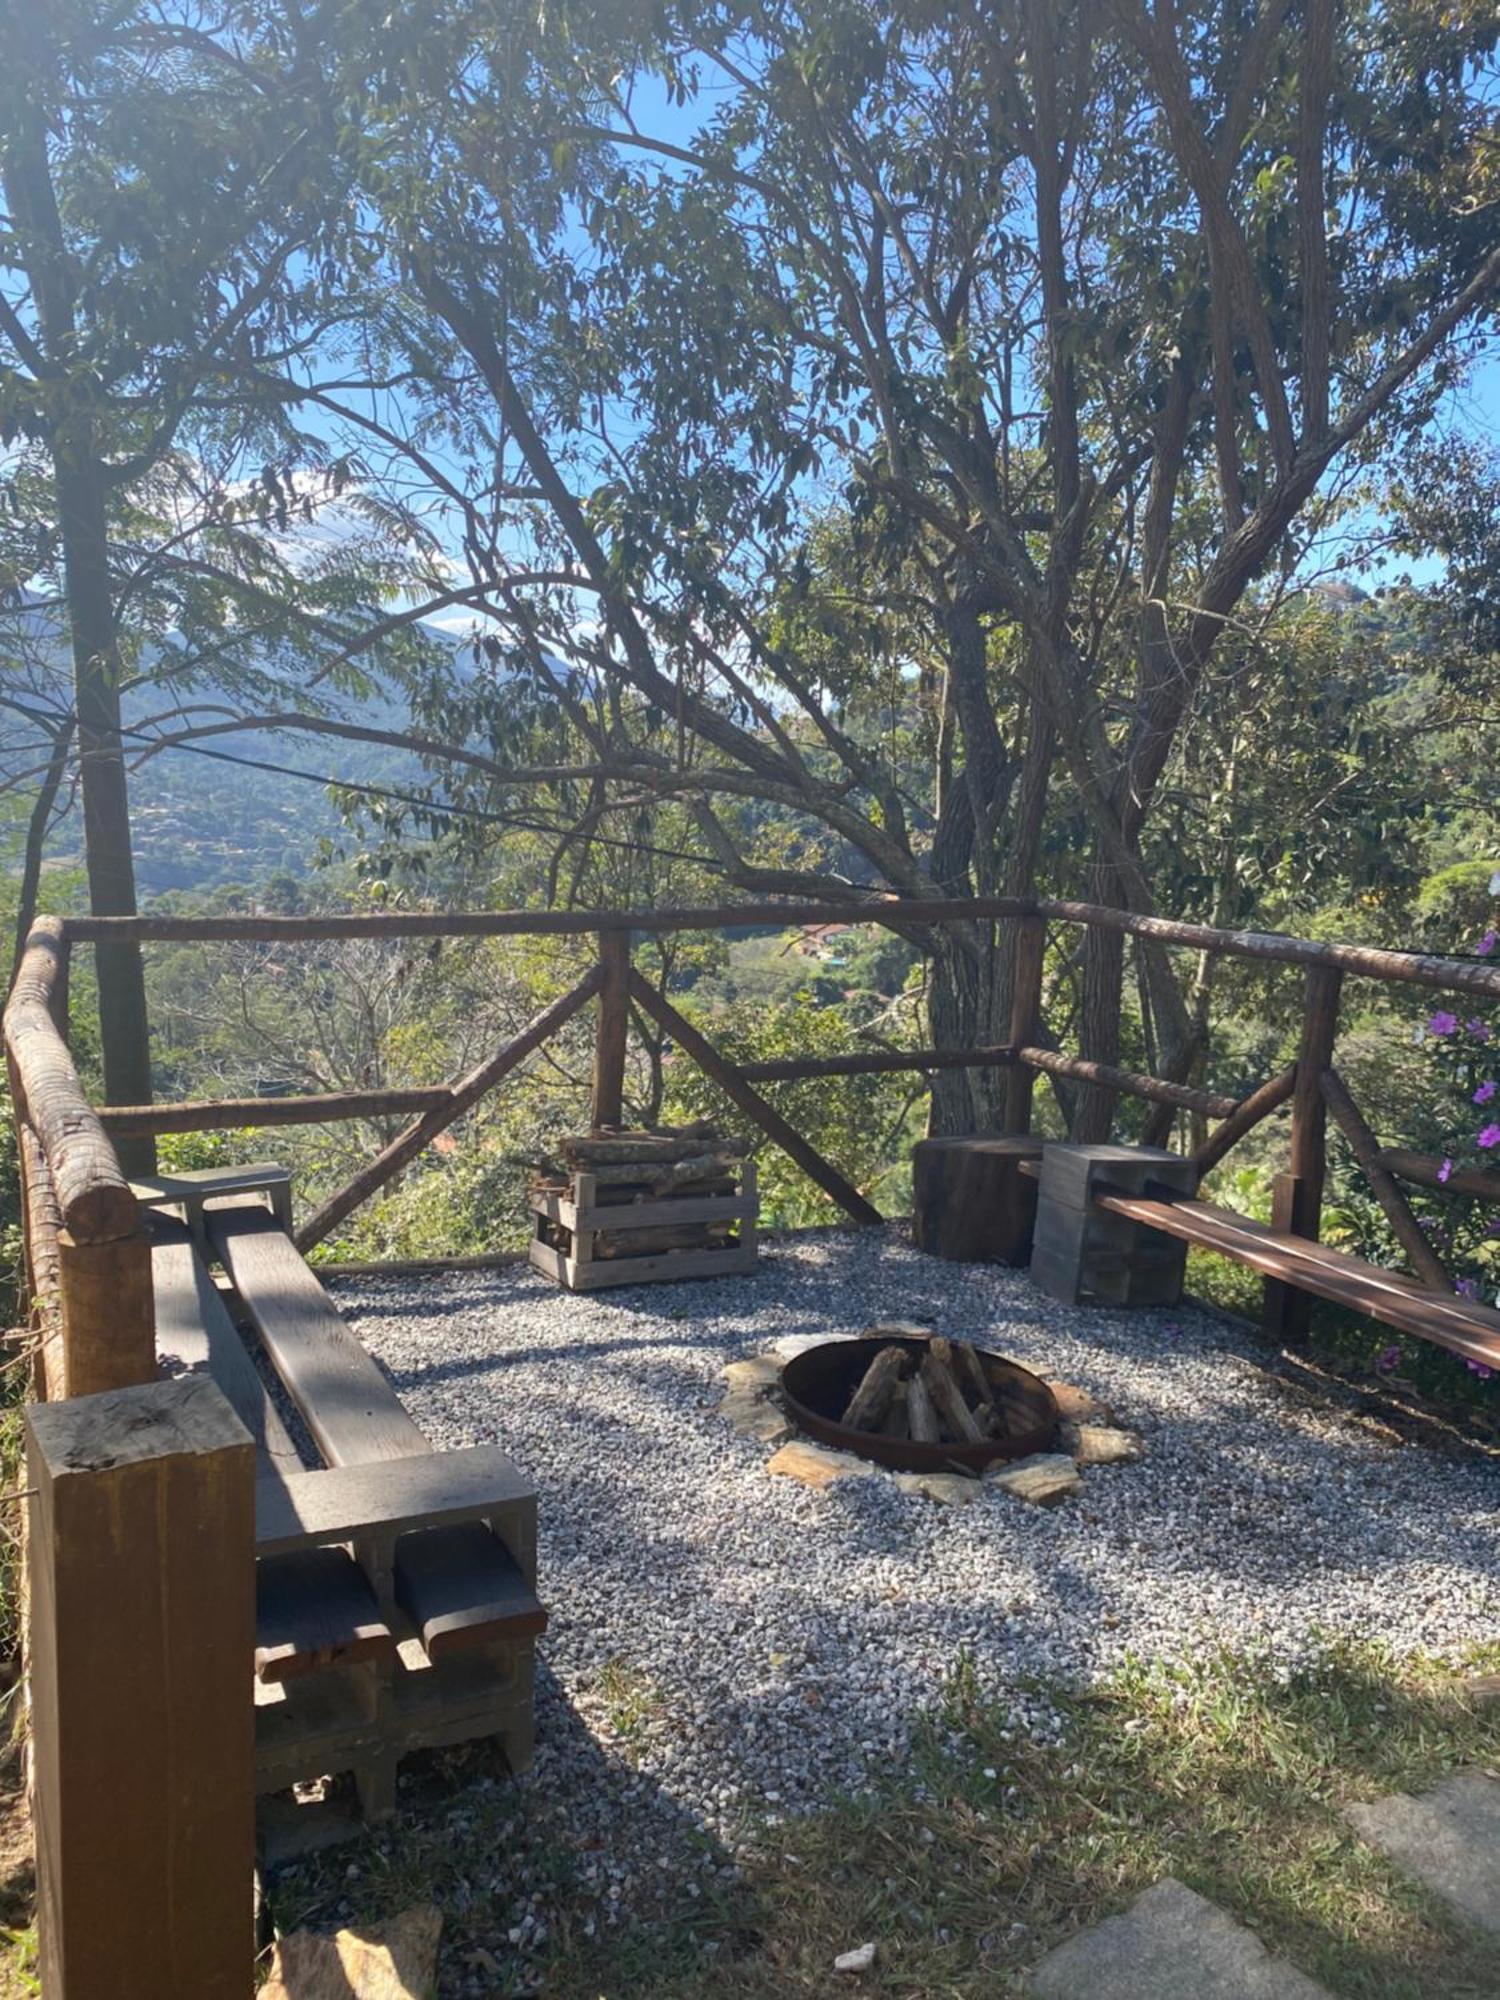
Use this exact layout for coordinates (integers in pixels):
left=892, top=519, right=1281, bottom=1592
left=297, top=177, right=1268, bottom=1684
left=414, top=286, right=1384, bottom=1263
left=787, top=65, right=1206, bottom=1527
left=394, top=1523, right=549, bottom=1661
left=1095, top=1186, right=1500, bottom=1372
left=148, top=1212, right=303, bottom=1480
left=209, top=1202, right=547, bottom=1662
left=153, top=1198, right=546, bottom=1745
left=255, top=1548, right=396, bottom=1684
left=151, top=1215, right=405, bottom=1685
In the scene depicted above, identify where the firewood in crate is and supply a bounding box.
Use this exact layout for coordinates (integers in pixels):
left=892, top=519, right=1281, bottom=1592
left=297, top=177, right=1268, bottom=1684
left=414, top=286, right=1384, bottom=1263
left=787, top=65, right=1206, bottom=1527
left=562, top=1131, right=750, bottom=1167
left=839, top=1344, right=909, bottom=1431
left=595, top=1223, right=734, bottom=1260
left=922, top=1340, right=987, bottom=1443
left=579, top=1155, right=743, bottom=1196
left=906, top=1366, right=941, bottom=1443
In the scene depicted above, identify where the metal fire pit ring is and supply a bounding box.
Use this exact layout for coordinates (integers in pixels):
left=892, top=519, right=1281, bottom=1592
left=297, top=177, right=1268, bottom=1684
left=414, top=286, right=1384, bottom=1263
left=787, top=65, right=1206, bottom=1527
left=779, top=1335, right=1058, bottom=1475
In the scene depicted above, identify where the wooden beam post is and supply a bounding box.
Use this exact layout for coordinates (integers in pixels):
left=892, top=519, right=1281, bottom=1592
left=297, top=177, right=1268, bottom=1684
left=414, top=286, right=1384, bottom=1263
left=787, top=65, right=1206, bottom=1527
left=1264, top=965, right=1342, bottom=1342
left=628, top=969, right=884, bottom=1226
left=27, top=1375, right=255, bottom=1999
left=592, top=931, right=631, bottom=1130
left=56, top=1224, right=155, bottom=1399
left=1192, top=1065, right=1297, bottom=1179
left=295, top=964, right=605, bottom=1253
left=1320, top=1067, right=1452, bottom=1293
left=1003, top=914, right=1046, bottom=1135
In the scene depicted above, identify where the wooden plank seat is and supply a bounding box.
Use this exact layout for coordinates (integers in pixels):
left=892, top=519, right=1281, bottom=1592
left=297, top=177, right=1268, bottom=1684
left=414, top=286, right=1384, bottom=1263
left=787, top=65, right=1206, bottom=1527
left=1094, top=1186, right=1500, bottom=1372
left=148, top=1212, right=304, bottom=1480
left=207, top=1202, right=546, bottom=1657
left=151, top=1191, right=545, bottom=1819
left=150, top=1215, right=405, bottom=1687
left=394, top=1524, right=549, bottom=1661
left=255, top=1548, right=396, bottom=1684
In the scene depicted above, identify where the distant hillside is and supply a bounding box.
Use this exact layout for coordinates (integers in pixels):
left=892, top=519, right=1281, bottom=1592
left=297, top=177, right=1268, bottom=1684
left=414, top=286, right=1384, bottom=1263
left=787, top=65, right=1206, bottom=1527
left=2, top=607, right=500, bottom=894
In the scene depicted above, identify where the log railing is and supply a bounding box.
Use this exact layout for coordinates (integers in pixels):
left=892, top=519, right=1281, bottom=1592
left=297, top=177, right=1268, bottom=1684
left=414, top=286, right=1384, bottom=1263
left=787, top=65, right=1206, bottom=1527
left=8, top=895, right=1500, bottom=1392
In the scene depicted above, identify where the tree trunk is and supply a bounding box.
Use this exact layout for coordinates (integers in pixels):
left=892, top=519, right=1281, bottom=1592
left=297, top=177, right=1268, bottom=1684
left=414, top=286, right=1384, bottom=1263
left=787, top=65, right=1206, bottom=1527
left=55, top=446, right=155, bottom=1171
left=5, top=49, right=154, bottom=1169
left=927, top=924, right=1003, bottom=1134
left=1074, top=848, right=1124, bottom=1141
left=11, top=717, right=74, bottom=989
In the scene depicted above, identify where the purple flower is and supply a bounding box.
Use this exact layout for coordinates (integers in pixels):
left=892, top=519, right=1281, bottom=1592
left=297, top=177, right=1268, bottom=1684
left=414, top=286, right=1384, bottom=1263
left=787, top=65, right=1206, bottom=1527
left=1376, top=1344, right=1401, bottom=1374
left=1478, top=1124, right=1500, bottom=1150
left=1469, top=1020, right=1492, bottom=1042
left=1467, top=1361, right=1494, bottom=1381
left=1475, top=1080, right=1497, bottom=1105
left=1479, top=930, right=1498, bottom=958
left=1439, top=1157, right=1455, bottom=1183
left=1428, top=1010, right=1459, bottom=1036
left=1455, top=1276, right=1480, bottom=1300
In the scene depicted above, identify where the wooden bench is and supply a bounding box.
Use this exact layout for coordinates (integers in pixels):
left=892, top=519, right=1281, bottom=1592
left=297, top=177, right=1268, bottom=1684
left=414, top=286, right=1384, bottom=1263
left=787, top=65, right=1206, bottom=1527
left=1094, top=1185, right=1500, bottom=1372
left=145, top=1189, right=545, bottom=1823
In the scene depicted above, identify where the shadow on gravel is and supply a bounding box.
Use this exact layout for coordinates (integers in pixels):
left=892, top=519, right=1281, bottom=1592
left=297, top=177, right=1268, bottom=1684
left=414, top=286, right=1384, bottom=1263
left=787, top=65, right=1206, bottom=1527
left=262, top=1659, right=763, bottom=1999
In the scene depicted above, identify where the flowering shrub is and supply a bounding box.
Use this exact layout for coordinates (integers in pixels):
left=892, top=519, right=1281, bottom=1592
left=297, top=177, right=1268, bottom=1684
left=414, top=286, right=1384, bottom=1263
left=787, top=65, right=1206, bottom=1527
left=1395, top=873, right=1500, bottom=1382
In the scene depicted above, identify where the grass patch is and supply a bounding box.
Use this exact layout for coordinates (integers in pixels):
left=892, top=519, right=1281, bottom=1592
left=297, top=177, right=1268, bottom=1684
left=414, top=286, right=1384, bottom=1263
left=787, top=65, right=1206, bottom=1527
left=262, top=1640, right=1500, bottom=1997
left=593, top=1658, right=665, bottom=1764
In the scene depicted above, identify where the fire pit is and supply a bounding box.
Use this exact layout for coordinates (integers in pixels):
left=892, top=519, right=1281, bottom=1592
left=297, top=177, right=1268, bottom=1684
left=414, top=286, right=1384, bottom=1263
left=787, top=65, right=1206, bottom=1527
left=779, top=1335, right=1058, bottom=1475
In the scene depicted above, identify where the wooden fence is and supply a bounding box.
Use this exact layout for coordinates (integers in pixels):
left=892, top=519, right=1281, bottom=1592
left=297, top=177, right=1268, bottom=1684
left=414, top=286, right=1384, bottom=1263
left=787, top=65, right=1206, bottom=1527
left=4, top=892, right=1500, bottom=1994
left=9, top=893, right=1500, bottom=1386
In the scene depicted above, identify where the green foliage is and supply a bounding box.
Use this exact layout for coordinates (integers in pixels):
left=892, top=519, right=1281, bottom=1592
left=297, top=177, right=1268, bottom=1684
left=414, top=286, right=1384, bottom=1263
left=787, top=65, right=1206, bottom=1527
left=660, top=990, right=923, bottom=1226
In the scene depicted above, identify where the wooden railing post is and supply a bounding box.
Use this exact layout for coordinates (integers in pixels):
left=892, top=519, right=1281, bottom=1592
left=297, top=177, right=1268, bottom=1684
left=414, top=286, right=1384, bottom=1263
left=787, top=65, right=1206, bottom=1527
left=27, top=1375, right=255, bottom=1998
left=55, top=1224, right=155, bottom=1399
left=1003, top=913, right=1046, bottom=1135
left=592, top=930, right=631, bottom=1130
left=1264, top=964, right=1343, bottom=1342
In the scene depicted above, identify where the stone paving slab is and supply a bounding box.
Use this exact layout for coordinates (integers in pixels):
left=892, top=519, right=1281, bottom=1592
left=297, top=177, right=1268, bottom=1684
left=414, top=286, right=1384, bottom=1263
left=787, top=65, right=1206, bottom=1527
left=1345, top=1771, right=1500, bottom=1935
left=1028, top=1877, right=1335, bottom=1999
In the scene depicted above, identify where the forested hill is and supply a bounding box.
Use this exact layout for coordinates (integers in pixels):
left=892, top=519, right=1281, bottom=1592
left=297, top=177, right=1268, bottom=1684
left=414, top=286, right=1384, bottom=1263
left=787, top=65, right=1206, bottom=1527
left=1, top=615, right=479, bottom=894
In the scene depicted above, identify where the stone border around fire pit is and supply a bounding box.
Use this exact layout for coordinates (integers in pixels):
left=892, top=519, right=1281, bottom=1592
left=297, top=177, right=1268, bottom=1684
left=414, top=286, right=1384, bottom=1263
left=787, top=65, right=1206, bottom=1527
left=719, top=1331, right=1145, bottom=1507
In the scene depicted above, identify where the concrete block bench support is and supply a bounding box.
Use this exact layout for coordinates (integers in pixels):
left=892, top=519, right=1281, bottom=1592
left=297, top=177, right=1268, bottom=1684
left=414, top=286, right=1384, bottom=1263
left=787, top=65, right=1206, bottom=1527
left=1030, top=1144, right=1200, bottom=1306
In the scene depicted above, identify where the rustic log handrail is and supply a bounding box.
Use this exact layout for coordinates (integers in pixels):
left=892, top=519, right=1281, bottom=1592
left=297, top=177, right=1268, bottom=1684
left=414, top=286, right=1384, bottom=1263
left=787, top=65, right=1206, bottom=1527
left=55, top=898, right=1500, bottom=998
left=4, top=917, right=137, bottom=1245
left=97, top=1085, right=455, bottom=1136
left=737, top=1044, right=1015, bottom=1083
left=1016, top=1046, right=1241, bottom=1119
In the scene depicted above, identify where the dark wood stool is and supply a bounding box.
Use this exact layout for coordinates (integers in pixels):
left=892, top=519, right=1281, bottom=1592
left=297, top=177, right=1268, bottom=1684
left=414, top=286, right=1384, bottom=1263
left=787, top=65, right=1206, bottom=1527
left=911, top=1135, right=1044, bottom=1264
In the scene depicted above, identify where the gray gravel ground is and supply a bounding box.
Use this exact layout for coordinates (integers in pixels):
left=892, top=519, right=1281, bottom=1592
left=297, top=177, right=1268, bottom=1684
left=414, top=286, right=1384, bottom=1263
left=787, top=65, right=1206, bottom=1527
left=331, top=1227, right=1500, bottom=1845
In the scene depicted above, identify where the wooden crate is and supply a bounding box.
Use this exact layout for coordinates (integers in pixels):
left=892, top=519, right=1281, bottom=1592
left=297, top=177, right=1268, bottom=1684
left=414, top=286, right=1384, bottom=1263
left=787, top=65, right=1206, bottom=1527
left=528, top=1160, right=759, bottom=1291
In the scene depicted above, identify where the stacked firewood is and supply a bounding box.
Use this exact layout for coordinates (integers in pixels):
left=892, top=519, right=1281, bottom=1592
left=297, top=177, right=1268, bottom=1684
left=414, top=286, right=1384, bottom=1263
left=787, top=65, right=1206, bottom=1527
left=530, top=1123, right=750, bottom=1261
left=842, top=1332, right=1013, bottom=1443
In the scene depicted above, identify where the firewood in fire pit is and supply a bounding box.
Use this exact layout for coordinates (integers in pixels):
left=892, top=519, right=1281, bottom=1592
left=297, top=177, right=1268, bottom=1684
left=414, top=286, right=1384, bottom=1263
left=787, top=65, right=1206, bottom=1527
left=880, top=1379, right=910, bottom=1438
left=839, top=1344, right=909, bottom=1431
left=953, top=1339, right=993, bottom=1410
left=906, top=1366, right=941, bottom=1443
left=922, top=1339, right=987, bottom=1443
